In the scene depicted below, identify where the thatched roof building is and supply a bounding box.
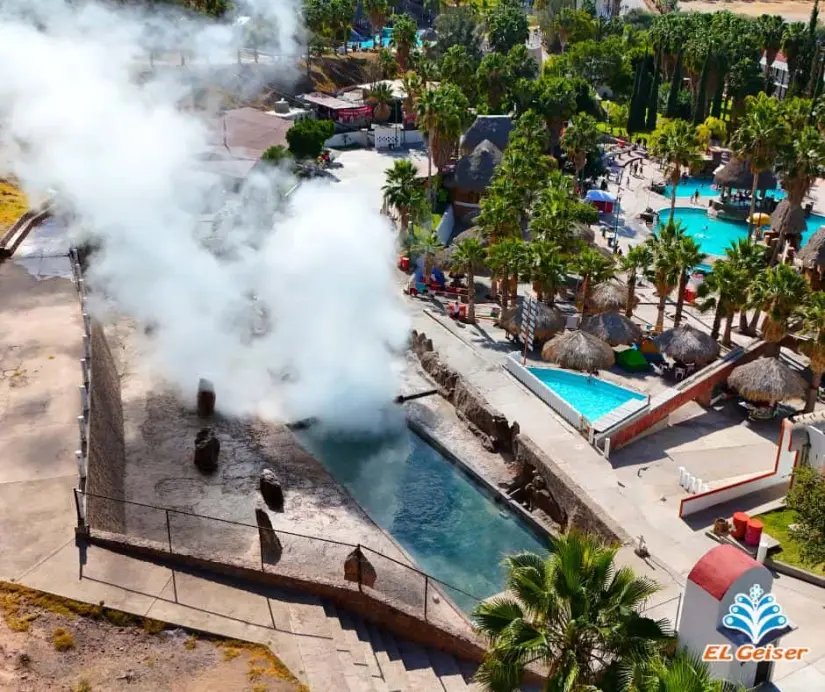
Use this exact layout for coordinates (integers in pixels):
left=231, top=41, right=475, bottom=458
left=436, top=227, right=488, bottom=269
left=501, top=302, right=565, bottom=342
left=589, top=281, right=638, bottom=314
left=541, top=330, right=615, bottom=371
left=797, top=226, right=825, bottom=270
left=728, top=357, right=806, bottom=404
left=655, top=324, right=720, bottom=366
left=446, top=140, right=503, bottom=194
left=460, top=115, right=513, bottom=155
left=770, top=199, right=807, bottom=238
left=713, top=157, right=778, bottom=192
left=581, top=312, right=642, bottom=346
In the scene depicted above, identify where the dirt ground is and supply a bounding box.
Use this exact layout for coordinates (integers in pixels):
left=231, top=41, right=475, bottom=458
left=0, top=583, right=304, bottom=692
left=680, top=0, right=817, bottom=21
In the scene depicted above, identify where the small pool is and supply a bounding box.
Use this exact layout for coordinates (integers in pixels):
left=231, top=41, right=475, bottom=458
left=662, top=176, right=786, bottom=201
left=664, top=207, right=825, bottom=257
left=348, top=27, right=424, bottom=51
left=297, top=426, right=548, bottom=612
left=526, top=368, right=646, bottom=422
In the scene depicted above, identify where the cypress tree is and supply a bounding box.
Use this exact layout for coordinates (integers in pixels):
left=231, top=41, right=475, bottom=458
left=627, top=57, right=643, bottom=134
left=646, top=48, right=662, bottom=131
left=693, top=55, right=710, bottom=125
left=666, top=52, right=683, bottom=118
left=710, top=73, right=725, bottom=119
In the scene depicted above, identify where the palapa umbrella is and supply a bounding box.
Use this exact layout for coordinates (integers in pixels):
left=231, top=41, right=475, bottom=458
left=747, top=213, right=771, bottom=226
left=728, top=357, right=806, bottom=404
left=581, top=312, right=642, bottom=346
left=589, top=281, right=638, bottom=314
left=797, top=226, right=825, bottom=270
left=713, top=157, right=778, bottom=192
left=654, top=324, right=720, bottom=366
left=770, top=199, right=807, bottom=240
left=501, top=302, right=565, bottom=342
left=541, top=330, right=615, bottom=371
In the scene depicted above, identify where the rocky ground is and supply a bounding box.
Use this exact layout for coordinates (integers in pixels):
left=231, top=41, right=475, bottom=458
left=0, top=582, right=305, bottom=692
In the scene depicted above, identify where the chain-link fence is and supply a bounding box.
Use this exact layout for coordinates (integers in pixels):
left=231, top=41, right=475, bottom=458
left=76, top=490, right=481, bottom=627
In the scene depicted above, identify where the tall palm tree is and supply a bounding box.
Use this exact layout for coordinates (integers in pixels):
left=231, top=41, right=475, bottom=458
left=368, top=82, right=394, bottom=122
left=472, top=532, right=670, bottom=692
left=364, top=0, right=390, bottom=49
left=673, top=234, right=706, bottom=327
left=796, top=292, right=825, bottom=412
left=650, top=120, right=702, bottom=223
left=697, top=260, right=750, bottom=346
left=401, top=70, right=423, bottom=121
left=757, top=14, right=787, bottom=77
left=772, top=125, right=825, bottom=263
left=725, top=239, right=768, bottom=335
left=390, top=12, right=418, bottom=71
left=573, top=247, right=615, bottom=315
left=748, top=263, right=809, bottom=353
left=621, top=245, right=653, bottom=319
left=560, top=113, right=600, bottom=192
left=451, top=238, right=486, bottom=323
left=486, top=242, right=513, bottom=308
left=382, top=159, right=426, bottom=240
left=646, top=223, right=683, bottom=334
left=528, top=241, right=568, bottom=307
left=410, top=228, right=444, bottom=284
left=730, top=92, right=788, bottom=238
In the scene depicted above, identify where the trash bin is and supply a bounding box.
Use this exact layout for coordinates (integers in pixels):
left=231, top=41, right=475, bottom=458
left=732, top=512, right=749, bottom=539
left=745, top=518, right=764, bottom=547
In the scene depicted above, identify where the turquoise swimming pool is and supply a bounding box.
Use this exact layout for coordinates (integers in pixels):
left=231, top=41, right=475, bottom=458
left=663, top=207, right=825, bottom=257
left=526, top=368, right=646, bottom=422
left=663, top=176, right=787, bottom=201
left=296, top=426, right=548, bottom=612
left=348, top=27, right=424, bottom=50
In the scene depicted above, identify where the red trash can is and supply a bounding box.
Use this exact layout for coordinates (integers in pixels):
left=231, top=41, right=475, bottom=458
left=732, top=512, right=749, bottom=540
left=399, top=256, right=410, bottom=271
left=745, top=518, right=764, bottom=547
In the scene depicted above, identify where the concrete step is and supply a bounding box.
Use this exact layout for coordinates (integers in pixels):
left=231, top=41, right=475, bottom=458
left=457, top=659, right=483, bottom=691
left=287, top=595, right=350, bottom=692
left=428, top=648, right=469, bottom=692
left=396, top=637, right=446, bottom=692
left=365, top=623, right=409, bottom=692
left=324, top=601, right=387, bottom=692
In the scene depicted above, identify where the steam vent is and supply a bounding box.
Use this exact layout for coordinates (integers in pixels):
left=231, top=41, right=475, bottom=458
left=197, top=378, right=215, bottom=417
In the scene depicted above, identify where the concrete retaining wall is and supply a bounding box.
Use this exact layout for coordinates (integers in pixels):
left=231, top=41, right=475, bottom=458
left=411, top=331, right=627, bottom=545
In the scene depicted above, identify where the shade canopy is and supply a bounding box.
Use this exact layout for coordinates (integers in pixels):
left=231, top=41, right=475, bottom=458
left=797, top=226, right=825, bottom=270
left=501, top=302, right=565, bottom=342
left=713, top=157, right=777, bottom=191
left=770, top=200, right=807, bottom=237
left=655, top=325, right=720, bottom=366
left=728, top=357, right=806, bottom=404
left=541, top=330, right=615, bottom=371
left=581, top=312, right=642, bottom=346
left=585, top=189, right=617, bottom=203
left=589, top=281, right=637, bottom=314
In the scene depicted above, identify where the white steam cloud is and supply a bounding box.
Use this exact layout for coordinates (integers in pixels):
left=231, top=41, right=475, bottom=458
left=0, top=0, right=410, bottom=430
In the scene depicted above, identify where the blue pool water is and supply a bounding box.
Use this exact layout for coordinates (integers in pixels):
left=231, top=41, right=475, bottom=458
left=664, top=207, right=825, bottom=257
left=526, top=368, right=646, bottom=422
left=663, top=176, right=786, bottom=201
left=296, top=426, right=548, bottom=611
left=348, top=28, right=424, bottom=50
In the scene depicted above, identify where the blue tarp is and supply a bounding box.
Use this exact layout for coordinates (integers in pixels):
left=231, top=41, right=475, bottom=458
left=413, top=266, right=446, bottom=287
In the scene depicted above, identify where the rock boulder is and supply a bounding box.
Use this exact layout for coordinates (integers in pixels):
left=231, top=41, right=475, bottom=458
left=343, top=548, right=377, bottom=588
left=259, top=468, right=284, bottom=512
left=255, top=508, right=283, bottom=564
left=193, top=428, right=219, bottom=473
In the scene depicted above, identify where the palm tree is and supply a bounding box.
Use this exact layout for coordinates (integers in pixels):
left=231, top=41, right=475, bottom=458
left=796, top=292, right=825, bottom=412
left=697, top=260, right=750, bottom=346
left=410, top=228, right=444, bottom=284
left=650, top=120, right=702, bottom=223
left=528, top=241, right=568, bottom=306
left=757, top=14, right=787, bottom=77
left=673, top=234, right=706, bottom=327
left=401, top=71, right=423, bottom=121
left=364, top=0, right=390, bottom=49
left=725, top=239, right=767, bottom=335
left=560, top=113, right=600, bottom=192
left=390, top=12, right=418, bottom=71
left=621, top=245, right=653, bottom=319
left=382, top=159, right=425, bottom=239
left=377, top=47, right=397, bottom=79
left=730, top=92, right=788, bottom=238
left=500, top=237, right=530, bottom=308
left=486, top=242, right=512, bottom=308
left=772, top=125, right=825, bottom=263
left=634, top=647, right=744, bottom=691
left=368, top=82, right=394, bottom=122
left=451, top=238, right=486, bottom=323
left=573, top=247, right=615, bottom=315
left=472, top=532, right=670, bottom=691
left=646, top=223, right=683, bottom=334
left=748, top=263, right=809, bottom=353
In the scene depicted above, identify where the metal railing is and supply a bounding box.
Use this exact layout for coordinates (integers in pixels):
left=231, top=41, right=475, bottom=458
left=75, top=489, right=482, bottom=627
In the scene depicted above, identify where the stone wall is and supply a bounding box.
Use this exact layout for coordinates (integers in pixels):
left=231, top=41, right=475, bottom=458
left=85, top=321, right=127, bottom=532
left=410, top=331, right=627, bottom=545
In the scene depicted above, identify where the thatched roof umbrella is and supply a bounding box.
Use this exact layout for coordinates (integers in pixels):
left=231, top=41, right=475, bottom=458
left=589, top=281, right=638, bottom=314
left=797, top=226, right=825, bottom=270
left=728, top=357, right=806, bottom=404
left=581, top=312, right=642, bottom=346
left=713, top=157, right=778, bottom=192
left=655, top=324, right=720, bottom=366
left=541, top=330, right=615, bottom=371
left=770, top=199, right=807, bottom=238
left=501, top=302, right=565, bottom=342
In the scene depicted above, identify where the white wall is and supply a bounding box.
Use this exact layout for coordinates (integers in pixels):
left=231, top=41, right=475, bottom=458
left=373, top=126, right=424, bottom=150
left=324, top=130, right=369, bottom=148
left=806, top=426, right=825, bottom=472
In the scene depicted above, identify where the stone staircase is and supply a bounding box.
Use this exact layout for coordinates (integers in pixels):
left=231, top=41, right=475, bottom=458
left=279, top=591, right=486, bottom=692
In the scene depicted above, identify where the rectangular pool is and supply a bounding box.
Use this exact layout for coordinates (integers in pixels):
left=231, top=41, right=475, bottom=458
left=526, top=367, right=647, bottom=422
left=296, top=427, right=549, bottom=612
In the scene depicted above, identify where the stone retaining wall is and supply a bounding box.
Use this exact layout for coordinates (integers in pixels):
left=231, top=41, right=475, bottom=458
left=410, top=331, right=627, bottom=545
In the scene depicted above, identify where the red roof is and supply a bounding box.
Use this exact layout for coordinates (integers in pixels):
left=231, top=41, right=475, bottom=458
left=687, top=544, right=760, bottom=601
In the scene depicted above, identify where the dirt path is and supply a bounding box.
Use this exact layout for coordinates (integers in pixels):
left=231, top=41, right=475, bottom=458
left=0, top=583, right=304, bottom=692
left=680, top=0, right=816, bottom=22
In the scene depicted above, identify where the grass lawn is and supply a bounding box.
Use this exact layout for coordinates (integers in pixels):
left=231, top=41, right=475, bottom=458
left=755, top=507, right=825, bottom=576
left=431, top=212, right=443, bottom=230
left=0, top=180, right=27, bottom=232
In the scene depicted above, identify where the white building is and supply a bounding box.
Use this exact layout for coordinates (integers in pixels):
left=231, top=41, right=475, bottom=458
left=788, top=409, right=825, bottom=472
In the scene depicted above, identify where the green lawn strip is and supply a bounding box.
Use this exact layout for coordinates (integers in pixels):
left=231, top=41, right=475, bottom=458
left=754, top=508, right=825, bottom=577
